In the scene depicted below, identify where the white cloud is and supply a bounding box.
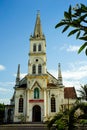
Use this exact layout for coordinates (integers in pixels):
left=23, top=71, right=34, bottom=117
left=0, top=87, right=12, bottom=93
left=0, top=82, right=15, bottom=87
left=60, top=44, right=81, bottom=52
left=66, top=45, right=80, bottom=52
left=14, top=73, right=27, bottom=79
left=0, top=65, right=5, bottom=71
left=20, top=73, right=27, bottom=79
left=63, top=79, right=80, bottom=89
left=62, top=61, right=87, bottom=80
left=0, top=82, right=14, bottom=104
left=0, top=98, right=10, bottom=105
left=62, top=70, right=87, bottom=80
left=0, top=82, right=14, bottom=105
left=48, top=69, right=58, bottom=78
left=48, top=61, right=87, bottom=90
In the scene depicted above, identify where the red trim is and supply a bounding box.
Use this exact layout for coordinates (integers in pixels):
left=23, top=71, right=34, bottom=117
left=29, top=99, right=44, bottom=103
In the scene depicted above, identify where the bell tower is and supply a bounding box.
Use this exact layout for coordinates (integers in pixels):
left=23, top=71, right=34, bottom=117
left=28, top=12, right=47, bottom=76
left=27, top=12, right=48, bottom=122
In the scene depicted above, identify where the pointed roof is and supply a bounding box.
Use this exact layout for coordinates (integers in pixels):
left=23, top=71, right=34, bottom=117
left=31, top=12, right=45, bottom=39
left=58, top=63, right=62, bottom=78
left=16, top=64, right=20, bottom=85
left=17, top=64, right=20, bottom=79
left=64, top=87, right=77, bottom=99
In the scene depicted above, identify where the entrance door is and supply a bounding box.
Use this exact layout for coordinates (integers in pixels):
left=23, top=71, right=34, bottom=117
left=32, top=105, right=41, bottom=122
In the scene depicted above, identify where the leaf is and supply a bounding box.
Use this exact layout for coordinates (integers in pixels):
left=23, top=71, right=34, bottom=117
left=69, top=5, right=71, bottom=14
left=81, top=4, right=87, bottom=12
left=68, top=5, right=72, bottom=20
left=62, top=25, right=69, bottom=33
left=83, top=32, right=87, bottom=36
left=79, top=36, right=87, bottom=41
left=68, top=29, right=79, bottom=37
left=78, top=42, right=87, bottom=54
left=55, top=21, right=66, bottom=28
left=85, top=48, right=87, bottom=55
left=76, top=31, right=80, bottom=39
left=81, top=4, right=86, bottom=9
left=80, top=14, right=87, bottom=21
left=70, top=20, right=80, bottom=28
left=64, top=12, right=71, bottom=19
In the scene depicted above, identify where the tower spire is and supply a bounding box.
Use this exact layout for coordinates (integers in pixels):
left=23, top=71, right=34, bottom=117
left=33, top=11, right=45, bottom=39
left=58, top=63, right=63, bottom=85
left=16, top=64, right=20, bottom=86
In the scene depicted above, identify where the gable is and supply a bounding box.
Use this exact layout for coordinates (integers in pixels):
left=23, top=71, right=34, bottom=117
left=47, top=71, right=58, bottom=85
left=31, top=81, right=42, bottom=90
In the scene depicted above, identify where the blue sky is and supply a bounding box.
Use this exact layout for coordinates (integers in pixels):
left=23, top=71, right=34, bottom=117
left=0, top=0, right=87, bottom=104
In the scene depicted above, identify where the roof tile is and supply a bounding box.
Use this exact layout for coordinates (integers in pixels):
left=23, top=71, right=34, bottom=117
left=64, top=87, right=77, bottom=99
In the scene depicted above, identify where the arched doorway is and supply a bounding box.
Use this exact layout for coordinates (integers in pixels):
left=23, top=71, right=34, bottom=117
left=32, top=105, right=41, bottom=122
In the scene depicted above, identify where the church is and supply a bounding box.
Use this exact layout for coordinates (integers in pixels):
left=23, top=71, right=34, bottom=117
left=4, top=13, right=77, bottom=123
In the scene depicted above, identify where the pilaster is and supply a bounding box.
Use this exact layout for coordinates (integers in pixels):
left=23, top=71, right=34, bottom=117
left=26, top=89, right=29, bottom=122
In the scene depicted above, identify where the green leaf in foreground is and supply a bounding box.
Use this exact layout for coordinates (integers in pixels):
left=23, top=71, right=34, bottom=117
left=78, top=42, right=87, bottom=54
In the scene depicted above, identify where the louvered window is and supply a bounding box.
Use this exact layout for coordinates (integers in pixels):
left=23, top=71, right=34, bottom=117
left=38, top=44, right=41, bottom=51
left=33, top=44, right=36, bottom=52
left=32, top=64, right=36, bottom=74
left=38, top=64, right=42, bottom=74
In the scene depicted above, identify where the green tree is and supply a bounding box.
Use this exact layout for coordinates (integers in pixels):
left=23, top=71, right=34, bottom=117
left=47, top=111, right=69, bottom=130
left=47, top=102, right=87, bottom=130
left=69, top=102, right=87, bottom=129
left=55, top=4, right=87, bottom=55
left=78, top=84, right=87, bottom=101
left=0, top=103, right=5, bottom=124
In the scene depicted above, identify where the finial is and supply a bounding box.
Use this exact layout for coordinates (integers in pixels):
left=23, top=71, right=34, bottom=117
left=37, top=10, right=40, bottom=15
left=58, top=63, right=60, bottom=68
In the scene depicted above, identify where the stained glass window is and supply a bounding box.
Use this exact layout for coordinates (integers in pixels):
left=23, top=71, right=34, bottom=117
left=34, top=88, right=39, bottom=99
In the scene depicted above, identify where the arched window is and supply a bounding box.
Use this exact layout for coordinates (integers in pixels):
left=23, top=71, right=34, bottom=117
left=32, top=64, right=36, bottom=74
left=51, top=96, right=56, bottom=112
left=38, top=64, right=42, bottom=74
left=38, top=44, right=41, bottom=51
left=33, top=44, right=36, bottom=52
left=19, top=97, right=23, bottom=113
left=34, top=88, right=39, bottom=99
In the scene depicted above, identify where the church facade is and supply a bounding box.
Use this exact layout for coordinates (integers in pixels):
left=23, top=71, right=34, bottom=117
left=5, top=13, right=77, bottom=123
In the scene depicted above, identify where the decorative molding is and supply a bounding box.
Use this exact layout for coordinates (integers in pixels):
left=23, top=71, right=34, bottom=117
left=29, top=52, right=46, bottom=56
left=29, top=99, right=44, bottom=103
left=26, top=75, right=48, bottom=79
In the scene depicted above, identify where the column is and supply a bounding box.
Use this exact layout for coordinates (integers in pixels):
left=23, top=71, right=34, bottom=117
left=44, top=89, right=46, bottom=117
left=48, top=90, right=50, bottom=116
left=26, top=90, right=29, bottom=122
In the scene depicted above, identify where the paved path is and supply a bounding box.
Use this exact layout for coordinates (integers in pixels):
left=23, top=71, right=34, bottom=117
left=0, top=124, right=55, bottom=130
left=0, top=126, right=48, bottom=130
